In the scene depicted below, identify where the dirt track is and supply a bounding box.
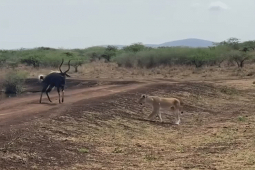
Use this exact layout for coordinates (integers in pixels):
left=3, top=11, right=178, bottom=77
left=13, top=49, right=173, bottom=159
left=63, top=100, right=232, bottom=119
left=0, top=79, right=147, bottom=128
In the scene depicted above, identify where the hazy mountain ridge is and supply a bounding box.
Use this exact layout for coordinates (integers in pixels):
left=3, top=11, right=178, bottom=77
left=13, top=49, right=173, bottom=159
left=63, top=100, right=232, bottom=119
left=102, top=38, right=215, bottom=48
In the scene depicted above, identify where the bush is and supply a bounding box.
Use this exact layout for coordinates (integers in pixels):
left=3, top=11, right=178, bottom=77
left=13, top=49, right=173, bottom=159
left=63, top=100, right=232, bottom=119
left=0, top=55, right=8, bottom=67
left=188, top=48, right=214, bottom=68
left=71, top=58, right=87, bottom=72
left=0, top=37, right=254, bottom=70
left=115, top=47, right=213, bottom=68
left=102, top=45, right=118, bottom=62
left=115, top=52, right=136, bottom=67
left=225, top=50, right=252, bottom=68
left=122, top=43, right=146, bottom=53
left=21, top=54, right=43, bottom=67
left=39, top=51, right=66, bottom=68
left=3, top=71, right=28, bottom=94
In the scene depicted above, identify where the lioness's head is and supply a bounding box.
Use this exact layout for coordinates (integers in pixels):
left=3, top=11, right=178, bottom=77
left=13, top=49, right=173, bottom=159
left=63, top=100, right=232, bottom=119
left=138, top=94, right=147, bottom=105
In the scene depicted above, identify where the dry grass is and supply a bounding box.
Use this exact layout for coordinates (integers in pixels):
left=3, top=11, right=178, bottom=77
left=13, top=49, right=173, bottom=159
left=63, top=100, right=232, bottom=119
left=65, top=83, right=255, bottom=169
left=2, top=61, right=255, bottom=82
left=76, top=62, right=255, bottom=81
left=1, top=82, right=255, bottom=169
left=1, top=62, right=255, bottom=169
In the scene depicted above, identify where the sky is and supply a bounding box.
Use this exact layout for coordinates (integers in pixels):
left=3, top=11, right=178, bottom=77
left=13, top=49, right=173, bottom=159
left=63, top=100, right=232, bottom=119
left=0, top=0, right=255, bottom=49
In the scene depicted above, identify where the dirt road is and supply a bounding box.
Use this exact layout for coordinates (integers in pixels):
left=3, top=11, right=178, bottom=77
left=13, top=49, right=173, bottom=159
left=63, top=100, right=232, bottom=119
left=0, top=79, right=147, bottom=128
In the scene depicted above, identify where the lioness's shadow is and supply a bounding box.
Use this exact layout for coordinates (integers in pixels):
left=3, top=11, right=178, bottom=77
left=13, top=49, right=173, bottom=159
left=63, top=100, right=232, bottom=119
left=131, top=117, right=178, bottom=127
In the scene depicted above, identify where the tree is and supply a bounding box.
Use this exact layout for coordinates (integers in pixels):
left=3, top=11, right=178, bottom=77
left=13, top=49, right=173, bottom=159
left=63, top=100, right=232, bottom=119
left=122, top=43, right=146, bottom=53
left=72, top=59, right=85, bottom=72
left=215, top=37, right=240, bottom=50
left=63, top=52, right=86, bottom=72
left=64, top=52, right=73, bottom=57
left=90, top=52, right=101, bottom=62
left=208, top=46, right=216, bottom=50
left=189, top=49, right=213, bottom=68
left=239, top=47, right=249, bottom=53
left=241, top=40, right=255, bottom=51
left=226, top=37, right=240, bottom=50
left=21, top=55, right=42, bottom=68
left=0, top=50, right=11, bottom=68
left=226, top=50, right=251, bottom=68
left=102, top=45, right=118, bottom=62
left=0, top=55, right=8, bottom=67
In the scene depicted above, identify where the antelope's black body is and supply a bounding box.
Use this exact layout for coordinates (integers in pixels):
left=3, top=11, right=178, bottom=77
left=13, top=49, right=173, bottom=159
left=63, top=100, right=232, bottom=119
left=39, top=59, right=71, bottom=104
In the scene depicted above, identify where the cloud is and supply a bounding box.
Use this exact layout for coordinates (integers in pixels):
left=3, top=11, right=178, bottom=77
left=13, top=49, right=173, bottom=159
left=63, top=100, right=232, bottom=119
left=209, top=1, right=229, bottom=11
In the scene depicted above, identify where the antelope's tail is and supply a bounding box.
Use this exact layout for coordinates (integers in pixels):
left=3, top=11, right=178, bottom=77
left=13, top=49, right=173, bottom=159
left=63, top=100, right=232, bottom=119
left=38, top=74, right=44, bottom=82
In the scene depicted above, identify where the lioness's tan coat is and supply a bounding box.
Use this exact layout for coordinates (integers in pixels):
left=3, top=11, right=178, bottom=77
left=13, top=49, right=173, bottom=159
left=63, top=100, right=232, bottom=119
left=138, top=94, right=183, bottom=124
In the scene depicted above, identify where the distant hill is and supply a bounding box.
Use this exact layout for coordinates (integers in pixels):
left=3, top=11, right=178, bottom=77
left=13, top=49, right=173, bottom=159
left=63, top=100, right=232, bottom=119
left=155, top=38, right=214, bottom=48
left=101, top=38, right=215, bottom=49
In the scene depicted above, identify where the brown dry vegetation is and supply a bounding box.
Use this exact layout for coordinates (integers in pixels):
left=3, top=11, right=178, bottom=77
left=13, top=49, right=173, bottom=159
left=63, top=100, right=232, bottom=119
left=3, top=60, right=255, bottom=81
left=1, top=63, right=255, bottom=169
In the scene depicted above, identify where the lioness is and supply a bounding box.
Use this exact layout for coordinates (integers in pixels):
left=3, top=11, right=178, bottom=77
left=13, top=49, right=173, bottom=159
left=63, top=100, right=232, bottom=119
left=138, top=94, right=183, bottom=125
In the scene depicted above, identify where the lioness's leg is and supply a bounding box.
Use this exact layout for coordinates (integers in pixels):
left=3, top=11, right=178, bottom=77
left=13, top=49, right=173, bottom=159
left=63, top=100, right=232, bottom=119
left=158, top=111, right=163, bottom=122
left=148, top=106, right=159, bottom=121
left=174, top=109, right=181, bottom=125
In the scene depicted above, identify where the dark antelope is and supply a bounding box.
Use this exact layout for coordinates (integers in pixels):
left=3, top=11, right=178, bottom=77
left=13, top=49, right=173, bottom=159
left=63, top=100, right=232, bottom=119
left=39, top=59, right=71, bottom=103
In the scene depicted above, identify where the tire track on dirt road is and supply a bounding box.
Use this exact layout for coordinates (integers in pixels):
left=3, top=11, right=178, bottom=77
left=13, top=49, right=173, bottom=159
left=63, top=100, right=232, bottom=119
left=0, top=81, right=150, bottom=127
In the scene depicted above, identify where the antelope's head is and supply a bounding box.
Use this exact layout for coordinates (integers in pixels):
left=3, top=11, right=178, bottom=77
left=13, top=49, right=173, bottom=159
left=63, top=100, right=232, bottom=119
left=59, top=59, right=71, bottom=77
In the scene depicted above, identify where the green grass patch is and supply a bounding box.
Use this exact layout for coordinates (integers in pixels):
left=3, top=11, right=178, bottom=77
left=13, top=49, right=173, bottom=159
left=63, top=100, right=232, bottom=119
left=78, top=148, right=89, bottom=153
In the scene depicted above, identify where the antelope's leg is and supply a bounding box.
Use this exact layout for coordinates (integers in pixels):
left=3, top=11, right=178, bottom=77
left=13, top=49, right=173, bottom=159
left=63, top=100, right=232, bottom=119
left=61, top=86, right=65, bottom=103
left=46, top=85, right=54, bottom=103
left=40, top=84, right=49, bottom=103
left=57, top=87, right=61, bottom=103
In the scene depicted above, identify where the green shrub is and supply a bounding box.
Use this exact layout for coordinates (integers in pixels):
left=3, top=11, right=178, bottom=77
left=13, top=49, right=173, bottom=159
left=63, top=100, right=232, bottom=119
left=225, top=50, right=252, bottom=68
left=0, top=38, right=254, bottom=69
left=102, top=45, right=118, bottom=62
left=114, top=52, right=137, bottom=67
left=238, top=116, right=246, bottom=122
left=78, top=148, right=89, bottom=153
left=122, top=43, right=146, bottom=53
left=21, top=54, right=43, bottom=67
left=188, top=48, right=214, bottom=68
left=3, top=71, right=28, bottom=94
left=115, top=47, right=215, bottom=68
left=39, top=52, right=65, bottom=68
left=0, top=55, right=8, bottom=67
left=71, top=58, right=87, bottom=72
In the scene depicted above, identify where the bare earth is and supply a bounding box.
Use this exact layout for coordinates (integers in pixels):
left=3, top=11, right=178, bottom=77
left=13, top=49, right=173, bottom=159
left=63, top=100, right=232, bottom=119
left=0, top=77, right=255, bottom=170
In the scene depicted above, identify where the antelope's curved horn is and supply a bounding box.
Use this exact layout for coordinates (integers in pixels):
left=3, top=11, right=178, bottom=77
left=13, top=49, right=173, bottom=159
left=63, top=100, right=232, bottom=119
left=59, top=59, right=64, bottom=73
left=64, top=60, right=71, bottom=73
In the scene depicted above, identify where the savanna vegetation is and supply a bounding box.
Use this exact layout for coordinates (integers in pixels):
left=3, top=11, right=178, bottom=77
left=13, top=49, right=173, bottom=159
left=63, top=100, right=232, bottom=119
left=1, top=37, right=255, bottom=70
left=0, top=37, right=255, bottom=94
left=1, top=38, right=255, bottom=169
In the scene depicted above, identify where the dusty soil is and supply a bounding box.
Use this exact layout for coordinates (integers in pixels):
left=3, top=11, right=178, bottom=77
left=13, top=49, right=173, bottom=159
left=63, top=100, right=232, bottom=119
left=0, top=78, right=144, bottom=127
left=0, top=77, right=255, bottom=170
